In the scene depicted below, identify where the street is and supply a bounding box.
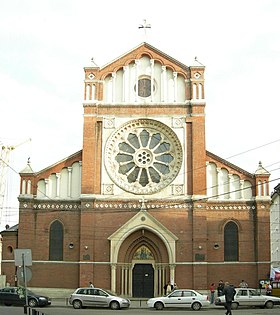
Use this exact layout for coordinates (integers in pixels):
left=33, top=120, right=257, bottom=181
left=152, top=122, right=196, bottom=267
left=1, top=305, right=280, bottom=315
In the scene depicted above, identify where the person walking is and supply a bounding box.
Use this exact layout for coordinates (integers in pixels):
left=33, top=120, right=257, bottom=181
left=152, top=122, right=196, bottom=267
left=89, top=281, right=94, bottom=288
left=217, top=280, right=224, bottom=296
left=209, top=283, right=215, bottom=304
left=223, top=282, right=236, bottom=315
left=265, top=282, right=272, bottom=295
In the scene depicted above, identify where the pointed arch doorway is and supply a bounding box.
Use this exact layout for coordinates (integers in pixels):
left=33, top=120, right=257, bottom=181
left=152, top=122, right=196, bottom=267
left=118, top=231, right=170, bottom=298
left=129, top=239, right=161, bottom=298
left=108, top=210, right=178, bottom=297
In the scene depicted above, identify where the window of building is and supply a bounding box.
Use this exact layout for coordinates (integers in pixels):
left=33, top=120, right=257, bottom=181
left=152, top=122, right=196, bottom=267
left=224, top=221, right=239, bottom=261
left=105, top=119, right=182, bottom=195
left=134, top=76, right=156, bottom=98
left=49, top=220, right=64, bottom=261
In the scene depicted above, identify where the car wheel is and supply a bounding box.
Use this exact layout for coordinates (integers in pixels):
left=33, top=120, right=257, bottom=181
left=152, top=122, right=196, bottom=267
left=155, top=301, right=164, bottom=310
left=265, top=301, right=274, bottom=309
left=231, top=302, right=238, bottom=310
left=28, top=298, right=38, bottom=308
left=72, top=299, right=82, bottom=309
left=110, top=301, right=120, bottom=310
left=191, top=302, right=201, bottom=311
left=4, top=303, right=12, bottom=306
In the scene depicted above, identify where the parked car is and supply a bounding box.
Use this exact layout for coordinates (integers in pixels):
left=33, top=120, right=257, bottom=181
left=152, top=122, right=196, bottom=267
left=215, top=287, right=280, bottom=309
left=147, top=289, right=210, bottom=311
left=0, top=286, right=51, bottom=307
left=69, top=287, right=130, bottom=310
left=272, top=281, right=280, bottom=297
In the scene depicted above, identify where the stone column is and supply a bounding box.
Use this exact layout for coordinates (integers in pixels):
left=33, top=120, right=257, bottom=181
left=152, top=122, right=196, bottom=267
left=129, top=264, right=133, bottom=296
left=123, top=65, right=129, bottom=102
left=155, top=265, right=159, bottom=296
left=161, top=66, right=167, bottom=102
left=112, top=72, right=116, bottom=103
left=173, top=72, right=177, bottom=102
left=135, top=60, right=139, bottom=102
left=27, top=180, right=31, bottom=194
left=229, top=174, right=234, bottom=199
left=56, top=173, right=61, bottom=198
left=169, top=264, right=176, bottom=285
left=67, top=167, right=72, bottom=198
left=217, top=168, right=223, bottom=199
left=111, top=263, right=117, bottom=293
left=150, top=59, right=154, bottom=102
left=44, top=179, right=49, bottom=197
left=240, top=180, right=244, bottom=199
left=79, top=161, right=82, bottom=195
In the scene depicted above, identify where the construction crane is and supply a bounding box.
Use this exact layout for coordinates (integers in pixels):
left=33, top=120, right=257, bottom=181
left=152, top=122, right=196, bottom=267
left=0, top=138, right=31, bottom=228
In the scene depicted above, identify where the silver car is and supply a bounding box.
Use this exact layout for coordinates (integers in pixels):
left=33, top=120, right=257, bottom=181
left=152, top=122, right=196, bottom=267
left=147, top=289, right=210, bottom=311
left=69, top=287, right=130, bottom=310
left=215, top=287, right=280, bottom=309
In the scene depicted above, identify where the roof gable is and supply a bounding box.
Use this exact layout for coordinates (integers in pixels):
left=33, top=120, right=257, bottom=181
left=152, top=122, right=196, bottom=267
left=85, top=42, right=193, bottom=80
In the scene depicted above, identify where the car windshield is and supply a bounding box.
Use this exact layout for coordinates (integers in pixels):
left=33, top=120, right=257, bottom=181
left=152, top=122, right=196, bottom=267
left=102, top=289, right=116, bottom=296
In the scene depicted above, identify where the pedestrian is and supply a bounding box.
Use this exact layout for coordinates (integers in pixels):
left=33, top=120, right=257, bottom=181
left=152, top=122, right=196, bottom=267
left=173, top=283, right=178, bottom=290
left=239, top=280, right=248, bottom=288
left=209, top=283, right=215, bottom=304
left=223, top=282, right=236, bottom=315
left=265, top=282, right=272, bottom=295
left=217, top=280, right=224, bottom=297
left=89, top=281, right=94, bottom=288
left=163, top=281, right=173, bottom=295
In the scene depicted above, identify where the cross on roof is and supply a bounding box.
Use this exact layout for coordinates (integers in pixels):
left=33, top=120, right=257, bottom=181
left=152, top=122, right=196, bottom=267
left=138, top=19, right=151, bottom=41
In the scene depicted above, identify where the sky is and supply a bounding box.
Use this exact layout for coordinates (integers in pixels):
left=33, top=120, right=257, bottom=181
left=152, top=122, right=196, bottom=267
left=0, top=0, right=280, bottom=229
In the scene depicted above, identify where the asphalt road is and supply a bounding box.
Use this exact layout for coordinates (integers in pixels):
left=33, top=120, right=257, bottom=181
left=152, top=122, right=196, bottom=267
left=1, top=305, right=280, bottom=315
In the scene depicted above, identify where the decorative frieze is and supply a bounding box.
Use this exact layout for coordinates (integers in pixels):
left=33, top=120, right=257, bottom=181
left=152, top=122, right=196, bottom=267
left=32, top=203, right=81, bottom=210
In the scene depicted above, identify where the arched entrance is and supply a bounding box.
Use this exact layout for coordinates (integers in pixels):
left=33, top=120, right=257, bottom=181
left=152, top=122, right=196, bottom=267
left=119, top=231, right=170, bottom=297
left=108, top=210, right=178, bottom=296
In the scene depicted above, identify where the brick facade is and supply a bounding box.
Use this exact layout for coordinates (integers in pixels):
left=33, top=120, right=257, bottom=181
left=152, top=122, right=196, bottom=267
left=1, top=43, right=271, bottom=296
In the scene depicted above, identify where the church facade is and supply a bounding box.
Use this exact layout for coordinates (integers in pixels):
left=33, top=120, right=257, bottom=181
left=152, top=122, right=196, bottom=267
left=1, top=43, right=271, bottom=297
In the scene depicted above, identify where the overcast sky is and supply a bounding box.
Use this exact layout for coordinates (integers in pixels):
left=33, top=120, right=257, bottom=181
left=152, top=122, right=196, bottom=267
left=1, top=0, right=280, bottom=229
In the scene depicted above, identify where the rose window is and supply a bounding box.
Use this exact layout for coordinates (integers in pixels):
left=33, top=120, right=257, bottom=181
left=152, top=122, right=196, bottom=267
left=105, top=119, right=183, bottom=195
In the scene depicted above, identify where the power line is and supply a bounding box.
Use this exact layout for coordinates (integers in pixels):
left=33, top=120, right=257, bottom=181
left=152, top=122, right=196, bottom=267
left=226, top=139, right=280, bottom=160
left=1, top=137, right=280, bottom=212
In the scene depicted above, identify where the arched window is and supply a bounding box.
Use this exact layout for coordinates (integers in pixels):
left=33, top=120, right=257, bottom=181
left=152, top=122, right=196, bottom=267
left=224, top=221, right=239, bottom=261
left=49, top=220, right=63, bottom=261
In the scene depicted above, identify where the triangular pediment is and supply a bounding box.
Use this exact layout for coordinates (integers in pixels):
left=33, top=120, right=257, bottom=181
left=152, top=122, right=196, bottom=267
left=88, top=42, right=191, bottom=79
left=108, top=209, right=178, bottom=241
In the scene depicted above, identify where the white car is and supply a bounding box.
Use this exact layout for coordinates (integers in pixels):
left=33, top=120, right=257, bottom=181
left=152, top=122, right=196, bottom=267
left=215, top=287, right=280, bottom=309
left=147, top=289, right=210, bottom=311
